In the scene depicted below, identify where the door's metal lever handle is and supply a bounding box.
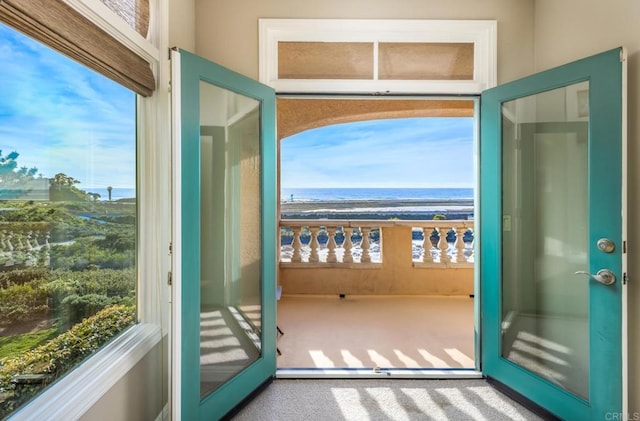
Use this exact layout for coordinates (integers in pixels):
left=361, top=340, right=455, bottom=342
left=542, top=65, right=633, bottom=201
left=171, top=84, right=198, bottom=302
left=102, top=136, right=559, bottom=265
left=574, top=269, right=616, bottom=285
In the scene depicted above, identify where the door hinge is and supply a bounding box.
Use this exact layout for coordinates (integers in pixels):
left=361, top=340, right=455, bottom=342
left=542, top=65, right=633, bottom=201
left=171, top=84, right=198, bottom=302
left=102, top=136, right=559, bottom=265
left=623, top=272, right=628, bottom=285
left=167, top=271, right=173, bottom=286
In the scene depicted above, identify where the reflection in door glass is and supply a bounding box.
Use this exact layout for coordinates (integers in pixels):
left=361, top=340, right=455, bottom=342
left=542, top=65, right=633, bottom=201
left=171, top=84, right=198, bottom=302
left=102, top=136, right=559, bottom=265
left=199, top=82, right=262, bottom=398
left=501, top=81, right=589, bottom=400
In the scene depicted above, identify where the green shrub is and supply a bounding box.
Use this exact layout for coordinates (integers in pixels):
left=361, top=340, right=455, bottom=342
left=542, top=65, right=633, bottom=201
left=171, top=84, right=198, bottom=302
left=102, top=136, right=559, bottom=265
left=46, top=269, right=135, bottom=299
left=60, top=293, right=115, bottom=325
left=45, top=269, right=135, bottom=326
left=50, top=239, right=135, bottom=271
left=44, top=277, right=82, bottom=307
left=0, top=268, right=135, bottom=328
left=0, top=267, right=49, bottom=289
left=0, top=283, right=49, bottom=326
left=0, top=305, right=135, bottom=418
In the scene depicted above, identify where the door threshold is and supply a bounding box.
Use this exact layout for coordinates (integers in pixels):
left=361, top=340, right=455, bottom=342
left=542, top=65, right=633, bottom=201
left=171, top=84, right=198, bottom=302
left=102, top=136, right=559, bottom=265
left=276, top=367, right=482, bottom=379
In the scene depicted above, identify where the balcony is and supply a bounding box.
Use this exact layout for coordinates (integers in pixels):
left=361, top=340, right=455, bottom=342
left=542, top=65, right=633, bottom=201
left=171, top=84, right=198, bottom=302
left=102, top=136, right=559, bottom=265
left=277, top=219, right=475, bottom=370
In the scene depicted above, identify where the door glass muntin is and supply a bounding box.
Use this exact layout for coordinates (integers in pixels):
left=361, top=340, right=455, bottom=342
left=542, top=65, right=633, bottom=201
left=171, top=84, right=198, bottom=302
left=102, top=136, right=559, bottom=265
left=500, top=81, right=590, bottom=401
left=199, top=81, right=263, bottom=398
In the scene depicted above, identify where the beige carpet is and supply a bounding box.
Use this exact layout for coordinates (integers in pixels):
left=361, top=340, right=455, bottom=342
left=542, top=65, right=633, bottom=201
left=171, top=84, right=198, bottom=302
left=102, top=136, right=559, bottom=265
left=276, top=295, right=475, bottom=369
left=231, top=379, right=544, bottom=420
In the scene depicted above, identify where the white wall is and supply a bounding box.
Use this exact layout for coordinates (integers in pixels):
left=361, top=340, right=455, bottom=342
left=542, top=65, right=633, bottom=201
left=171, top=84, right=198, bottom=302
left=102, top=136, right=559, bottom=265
left=534, top=0, right=640, bottom=411
left=79, top=340, right=166, bottom=421
left=170, top=0, right=196, bottom=51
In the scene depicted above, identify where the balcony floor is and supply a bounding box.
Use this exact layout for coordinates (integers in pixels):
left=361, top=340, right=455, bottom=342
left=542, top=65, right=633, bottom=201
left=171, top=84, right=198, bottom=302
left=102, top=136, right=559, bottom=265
left=276, top=295, right=475, bottom=369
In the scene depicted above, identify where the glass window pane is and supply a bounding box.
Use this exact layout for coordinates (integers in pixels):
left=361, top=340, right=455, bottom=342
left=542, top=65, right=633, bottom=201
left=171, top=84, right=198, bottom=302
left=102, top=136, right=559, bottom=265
left=0, top=23, right=137, bottom=418
left=378, top=42, right=474, bottom=80
left=501, top=81, right=589, bottom=400
left=278, top=42, right=374, bottom=79
left=199, top=82, right=262, bottom=398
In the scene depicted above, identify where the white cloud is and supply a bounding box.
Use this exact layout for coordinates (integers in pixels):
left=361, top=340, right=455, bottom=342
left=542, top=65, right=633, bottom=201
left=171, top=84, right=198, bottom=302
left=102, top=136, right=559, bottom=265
left=0, top=24, right=136, bottom=189
left=281, top=117, right=474, bottom=188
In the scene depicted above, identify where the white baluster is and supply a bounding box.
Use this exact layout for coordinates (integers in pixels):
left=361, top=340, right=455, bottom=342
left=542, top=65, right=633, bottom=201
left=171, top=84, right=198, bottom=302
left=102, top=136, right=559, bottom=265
left=455, top=227, right=466, bottom=263
left=32, top=232, right=40, bottom=249
left=422, top=227, right=435, bottom=263
left=291, top=227, right=302, bottom=263
left=43, top=232, right=51, bottom=267
left=5, top=232, right=14, bottom=266
left=343, top=227, right=354, bottom=263
left=467, top=228, right=475, bottom=262
left=326, top=227, right=338, bottom=263
left=26, top=231, right=34, bottom=251
left=360, top=227, right=371, bottom=263
left=15, top=233, right=24, bottom=251
left=438, top=227, right=451, bottom=264
left=308, top=227, right=320, bottom=263
left=25, top=231, right=36, bottom=266
left=6, top=232, right=14, bottom=251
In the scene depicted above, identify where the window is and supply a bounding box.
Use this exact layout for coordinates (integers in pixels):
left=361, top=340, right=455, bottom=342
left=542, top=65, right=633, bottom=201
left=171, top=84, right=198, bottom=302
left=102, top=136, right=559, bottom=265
left=0, top=22, right=137, bottom=418
left=259, top=19, right=497, bottom=94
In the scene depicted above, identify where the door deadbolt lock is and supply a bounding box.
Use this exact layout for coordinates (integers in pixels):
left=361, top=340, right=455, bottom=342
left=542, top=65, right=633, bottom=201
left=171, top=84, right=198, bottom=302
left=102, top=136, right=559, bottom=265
left=597, top=238, right=615, bottom=253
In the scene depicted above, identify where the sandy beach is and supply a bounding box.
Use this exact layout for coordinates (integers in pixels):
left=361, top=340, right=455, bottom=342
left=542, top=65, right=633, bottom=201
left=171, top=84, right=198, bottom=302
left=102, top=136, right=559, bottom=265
left=281, top=198, right=473, bottom=211
left=280, top=198, right=474, bottom=220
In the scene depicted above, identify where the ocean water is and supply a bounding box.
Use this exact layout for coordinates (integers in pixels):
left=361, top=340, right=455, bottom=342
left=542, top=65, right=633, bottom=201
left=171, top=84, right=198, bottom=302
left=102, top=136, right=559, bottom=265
left=85, top=187, right=136, bottom=201
left=281, top=187, right=474, bottom=202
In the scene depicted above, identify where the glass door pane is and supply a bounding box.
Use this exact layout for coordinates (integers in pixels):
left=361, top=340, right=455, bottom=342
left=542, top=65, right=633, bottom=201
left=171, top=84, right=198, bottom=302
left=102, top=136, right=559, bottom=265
left=501, top=82, right=589, bottom=400
left=174, top=48, right=277, bottom=421
left=199, top=82, right=263, bottom=398
left=480, top=48, right=625, bottom=420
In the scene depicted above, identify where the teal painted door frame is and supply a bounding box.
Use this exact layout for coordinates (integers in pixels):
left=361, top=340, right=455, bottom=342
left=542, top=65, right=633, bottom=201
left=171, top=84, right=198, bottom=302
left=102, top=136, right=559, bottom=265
left=480, top=48, right=626, bottom=420
left=176, top=49, right=277, bottom=420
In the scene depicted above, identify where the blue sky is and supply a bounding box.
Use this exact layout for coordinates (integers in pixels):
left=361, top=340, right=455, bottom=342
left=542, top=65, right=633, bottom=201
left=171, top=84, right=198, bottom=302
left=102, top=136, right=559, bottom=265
left=0, top=24, right=136, bottom=190
left=280, top=117, right=474, bottom=188
left=1, top=23, right=473, bottom=192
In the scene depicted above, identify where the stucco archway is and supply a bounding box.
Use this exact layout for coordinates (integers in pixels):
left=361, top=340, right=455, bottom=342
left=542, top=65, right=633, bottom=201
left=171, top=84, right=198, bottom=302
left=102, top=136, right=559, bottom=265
left=277, top=98, right=475, bottom=141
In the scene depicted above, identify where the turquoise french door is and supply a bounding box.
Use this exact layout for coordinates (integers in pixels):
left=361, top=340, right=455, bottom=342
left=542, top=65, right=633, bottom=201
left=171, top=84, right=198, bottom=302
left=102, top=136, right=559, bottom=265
left=172, top=49, right=277, bottom=420
left=480, top=48, right=626, bottom=420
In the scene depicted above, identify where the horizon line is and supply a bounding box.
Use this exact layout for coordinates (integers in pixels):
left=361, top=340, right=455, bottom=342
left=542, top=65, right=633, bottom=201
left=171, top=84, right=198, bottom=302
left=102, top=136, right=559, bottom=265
left=281, top=186, right=475, bottom=189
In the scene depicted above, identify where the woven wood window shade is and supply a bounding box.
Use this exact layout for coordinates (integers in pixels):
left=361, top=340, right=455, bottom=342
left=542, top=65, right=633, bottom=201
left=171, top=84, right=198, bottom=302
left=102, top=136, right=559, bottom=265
left=0, top=0, right=155, bottom=96
left=100, top=0, right=149, bottom=37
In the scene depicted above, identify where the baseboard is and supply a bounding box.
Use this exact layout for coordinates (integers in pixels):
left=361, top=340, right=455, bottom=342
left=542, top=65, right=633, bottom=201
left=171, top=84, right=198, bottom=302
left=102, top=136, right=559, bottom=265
left=155, top=403, right=169, bottom=421
left=485, top=376, right=561, bottom=420
left=220, top=377, right=274, bottom=420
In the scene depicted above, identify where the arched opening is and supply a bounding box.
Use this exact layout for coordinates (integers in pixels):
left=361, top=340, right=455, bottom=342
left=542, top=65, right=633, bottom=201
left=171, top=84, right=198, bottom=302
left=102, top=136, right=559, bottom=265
left=275, top=97, right=477, bottom=371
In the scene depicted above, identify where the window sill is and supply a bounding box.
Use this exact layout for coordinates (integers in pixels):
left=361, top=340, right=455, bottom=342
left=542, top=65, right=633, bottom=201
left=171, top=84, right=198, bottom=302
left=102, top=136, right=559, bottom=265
left=10, top=323, right=162, bottom=421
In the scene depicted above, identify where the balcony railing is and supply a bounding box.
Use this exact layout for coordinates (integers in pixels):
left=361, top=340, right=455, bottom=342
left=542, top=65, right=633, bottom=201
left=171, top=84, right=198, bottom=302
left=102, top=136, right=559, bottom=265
left=280, top=219, right=474, bottom=268
left=279, top=219, right=474, bottom=296
left=0, top=222, right=50, bottom=268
